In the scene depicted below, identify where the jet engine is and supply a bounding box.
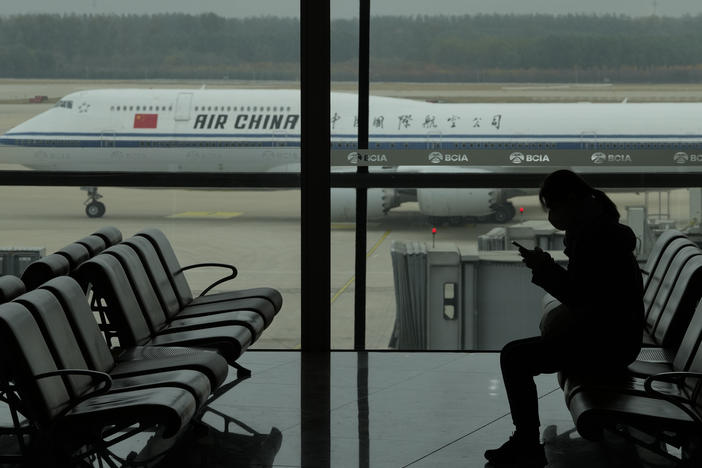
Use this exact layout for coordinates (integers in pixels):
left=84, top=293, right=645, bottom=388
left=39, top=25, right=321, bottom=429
left=417, top=188, right=513, bottom=222
left=331, top=188, right=400, bottom=221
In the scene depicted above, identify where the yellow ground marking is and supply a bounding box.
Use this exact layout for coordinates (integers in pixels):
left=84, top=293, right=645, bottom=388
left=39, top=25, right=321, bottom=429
left=330, top=229, right=392, bottom=304
left=293, top=229, right=392, bottom=350
left=167, top=211, right=243, bottom=219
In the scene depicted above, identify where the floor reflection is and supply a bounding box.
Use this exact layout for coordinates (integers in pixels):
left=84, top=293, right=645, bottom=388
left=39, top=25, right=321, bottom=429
left=160, top=409, right=283, bottom=468
left=130, top=351, right=684, bottom=467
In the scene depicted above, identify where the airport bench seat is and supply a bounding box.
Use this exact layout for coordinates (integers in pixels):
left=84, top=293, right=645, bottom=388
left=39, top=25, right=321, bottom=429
left=76, top=253, right=255, bottom=369
left=135, top=227, right=283, bottom=315
left=564, top=348, right=702, bottom=463
left=20, top=253, right=70, bottom=290
left=0, top=300, right=200, bottom=464
left=40, top=276, right=229, bottom=394
left=120, top=236, right=275, bottom=331
left=0, top=275, right=25, bottom=303
left=558, top=233, right=702, bottom=463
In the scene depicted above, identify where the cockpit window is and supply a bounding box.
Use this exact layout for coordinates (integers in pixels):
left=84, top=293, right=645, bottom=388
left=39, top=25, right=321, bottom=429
left=54, top=100, right=73, bottom=109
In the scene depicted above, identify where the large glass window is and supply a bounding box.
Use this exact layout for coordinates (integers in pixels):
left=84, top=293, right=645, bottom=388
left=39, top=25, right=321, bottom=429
left=0, top=3, right=301, bottom=349
left=328, top=1, right=702, bottom=349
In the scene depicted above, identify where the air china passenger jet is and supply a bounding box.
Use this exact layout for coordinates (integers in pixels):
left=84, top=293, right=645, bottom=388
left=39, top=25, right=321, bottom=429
left=1, top=88, right=701, bottom=220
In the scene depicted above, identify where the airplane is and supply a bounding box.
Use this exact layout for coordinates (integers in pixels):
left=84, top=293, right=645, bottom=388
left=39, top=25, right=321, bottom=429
left=1, top=88, right=701, bottom=222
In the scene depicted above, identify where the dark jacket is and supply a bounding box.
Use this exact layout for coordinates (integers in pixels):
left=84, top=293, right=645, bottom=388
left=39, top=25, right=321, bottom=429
left=531, top=216, right=644, bottom=366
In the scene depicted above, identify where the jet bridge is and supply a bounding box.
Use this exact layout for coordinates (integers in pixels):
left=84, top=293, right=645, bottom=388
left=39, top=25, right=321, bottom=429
left=389, top=211, right=665, bottom=350
left=390, top=240, right=567, bottom=350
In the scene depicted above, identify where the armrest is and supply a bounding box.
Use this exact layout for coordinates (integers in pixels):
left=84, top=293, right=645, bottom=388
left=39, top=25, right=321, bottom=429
left=35, top=369, right=113, bottom=417
left=178, top=262, right=238, bottom=297
left=644, top=371, right=702, bottom=425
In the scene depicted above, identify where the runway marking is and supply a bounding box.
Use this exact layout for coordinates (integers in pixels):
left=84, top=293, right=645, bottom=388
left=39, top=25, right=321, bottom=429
left=167, top=211, right=243, bottom=219
left=330, top=229, right=392, bottom=304
left=294, top=229, right=392, bottom=349
left=331, top=222, right=382, bottom=230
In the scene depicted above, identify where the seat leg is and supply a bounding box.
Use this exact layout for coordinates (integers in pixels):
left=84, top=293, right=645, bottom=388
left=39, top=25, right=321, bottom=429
left=232, top=362, right=252, bottom=378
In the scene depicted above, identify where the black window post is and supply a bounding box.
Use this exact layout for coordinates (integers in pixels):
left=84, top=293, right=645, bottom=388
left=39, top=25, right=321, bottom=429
left=300, top=0, right=331, bottom=351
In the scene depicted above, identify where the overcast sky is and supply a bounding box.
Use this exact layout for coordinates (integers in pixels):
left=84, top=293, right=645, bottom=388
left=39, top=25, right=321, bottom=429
left=2, top=0, right=701, bottom=18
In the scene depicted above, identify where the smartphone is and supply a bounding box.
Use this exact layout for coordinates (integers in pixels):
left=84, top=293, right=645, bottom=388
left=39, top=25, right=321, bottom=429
left=511, top=241, right=529, bottom=251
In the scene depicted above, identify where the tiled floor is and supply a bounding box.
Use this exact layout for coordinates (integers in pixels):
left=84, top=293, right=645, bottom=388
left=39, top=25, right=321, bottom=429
left=153, top=351, right=680, bottom=468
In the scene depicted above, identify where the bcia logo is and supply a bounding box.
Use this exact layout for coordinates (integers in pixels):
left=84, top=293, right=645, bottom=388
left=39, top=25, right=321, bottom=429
left=428, top=152, right=443, bottom=164
left=509, top=152, right=550, bottom=164
left=591, top=152, right=632, bottom=164
left=428, top=151, right=469, bottom=163
left=347, top=152, right=388, bottom=164
left=673, top=152, right=702, bottom=164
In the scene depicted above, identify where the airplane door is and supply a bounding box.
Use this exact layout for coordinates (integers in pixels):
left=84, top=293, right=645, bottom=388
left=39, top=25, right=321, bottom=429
left=272, top=130, right=295, bottom=165
left=175, top=93, right=193, bottom=121
left=100, top=131, right=116, bottom=148
left=580, top=132, right=598, bottom=151
left=427, top=130, right=443, bottom=150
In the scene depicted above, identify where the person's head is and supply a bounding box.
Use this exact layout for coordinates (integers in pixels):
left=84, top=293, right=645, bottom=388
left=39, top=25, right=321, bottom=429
left=539, top=169, right=619, bottom=230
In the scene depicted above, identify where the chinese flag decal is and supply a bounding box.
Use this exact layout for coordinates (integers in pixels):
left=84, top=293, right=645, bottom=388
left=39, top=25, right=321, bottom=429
left=134, top=113, right=158, bottom=128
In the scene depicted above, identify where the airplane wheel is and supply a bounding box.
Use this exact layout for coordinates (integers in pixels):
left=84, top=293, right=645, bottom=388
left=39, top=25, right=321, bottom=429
left=86, top=201, right=106, bottom=218
left=492, top=205, right=513, bottom=224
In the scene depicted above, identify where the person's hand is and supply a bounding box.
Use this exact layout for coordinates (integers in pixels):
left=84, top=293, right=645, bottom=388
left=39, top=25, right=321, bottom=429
left=519, top=246, right=551, bottom=270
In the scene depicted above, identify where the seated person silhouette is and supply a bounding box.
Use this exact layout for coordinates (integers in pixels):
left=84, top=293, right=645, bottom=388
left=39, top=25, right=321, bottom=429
left=484, top=169, right=644, bottom=467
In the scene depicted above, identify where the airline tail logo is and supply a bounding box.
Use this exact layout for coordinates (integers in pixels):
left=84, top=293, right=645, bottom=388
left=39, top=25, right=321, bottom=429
left=134, top=113, right=158, bottom=129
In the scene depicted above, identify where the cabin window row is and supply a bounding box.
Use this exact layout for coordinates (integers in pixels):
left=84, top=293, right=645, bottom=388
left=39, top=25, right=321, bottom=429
left=328, top=142, right=702, bottom=150
left=110, top=106, right=173, bottom=112
left=192, top=105, right=293, bottom=112
left=135, top=141, right=282, bottom=148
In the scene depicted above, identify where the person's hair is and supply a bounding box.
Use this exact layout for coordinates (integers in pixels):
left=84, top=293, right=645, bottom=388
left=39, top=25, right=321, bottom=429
left=538, top=169, right=620, bottom=221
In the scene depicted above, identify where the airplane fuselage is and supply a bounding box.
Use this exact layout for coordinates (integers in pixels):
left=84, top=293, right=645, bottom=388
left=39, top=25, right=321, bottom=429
left=2, top=88, right=701, bottom=220
left=2, top=89, right=702, bottom=172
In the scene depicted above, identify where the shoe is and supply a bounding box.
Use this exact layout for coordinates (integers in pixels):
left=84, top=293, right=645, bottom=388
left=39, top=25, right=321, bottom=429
left=484, top=433, right=547, bottom=467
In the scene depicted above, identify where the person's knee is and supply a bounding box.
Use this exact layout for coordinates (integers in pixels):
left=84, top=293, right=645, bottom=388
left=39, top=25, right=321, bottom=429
left=500, top=339, right=526, bottom=369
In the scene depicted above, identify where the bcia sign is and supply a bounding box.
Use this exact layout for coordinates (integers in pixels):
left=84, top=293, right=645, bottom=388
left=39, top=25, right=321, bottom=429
left=509, top=152, right=550, bottom=164
left=428, top=151, right=470, bottom=164
left=673, top=152, right=702, bottom=164
left=590, top=152, right=632, bottom=164
left=347, top=152, right=388, bottom=164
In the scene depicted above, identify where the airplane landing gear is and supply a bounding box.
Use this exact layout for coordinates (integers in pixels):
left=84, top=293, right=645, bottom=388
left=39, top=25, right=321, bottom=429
left=81, top=186, right=106, bottom=218
left=492, top=202, right=516, bottom=223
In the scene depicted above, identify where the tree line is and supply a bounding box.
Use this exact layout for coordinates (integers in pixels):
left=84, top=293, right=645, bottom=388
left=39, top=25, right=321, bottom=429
left=1, top=13, right=701, bottom=82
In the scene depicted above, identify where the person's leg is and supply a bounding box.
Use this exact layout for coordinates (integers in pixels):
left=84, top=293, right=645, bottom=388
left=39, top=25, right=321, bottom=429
left=485, top=336, right=564, bottom=466
left=501, top=336, right=563, bottom=440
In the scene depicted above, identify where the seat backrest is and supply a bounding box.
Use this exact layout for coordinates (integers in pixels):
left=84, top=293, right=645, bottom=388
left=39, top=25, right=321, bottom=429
left=55, top=243, right=91, bottom=271
left=39, top=276, right=116, bottom=374
left=103, top=244, right=170, bottom=334
left=642, top=229, right=685, bottom=283
left=75, top=255, right=154, bottom=347
left=122, top=236, right=183, bottom=319
left=136, top=228, right=194, bottom=307
left=15, top=289, right=94, bottom=397
left=20, top=254, right=70, bottom=290
left=643, top=238, right=698, bottom=317
left=91, top=226, right=122, bottom=247
left=0, top=275, right=25, bottom=303
left=673, top=298, right=702, bottom=372
left=75, top=235, right=107, bottom=257
left=646, top=246, right=702, bottom=343
left=0, top=302, right=74, bottom=426
left=683, top=338, right=702, bottom=409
